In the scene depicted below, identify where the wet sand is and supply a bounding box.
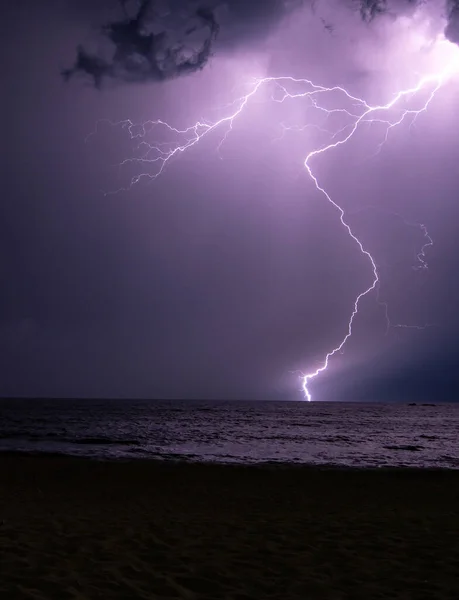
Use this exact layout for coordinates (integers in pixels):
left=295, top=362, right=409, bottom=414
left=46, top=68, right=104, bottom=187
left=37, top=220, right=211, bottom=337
left=1, top=456, right=458, bottom=599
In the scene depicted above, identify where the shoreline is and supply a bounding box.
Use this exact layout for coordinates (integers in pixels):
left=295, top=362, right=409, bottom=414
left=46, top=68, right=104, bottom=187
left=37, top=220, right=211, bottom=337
left=1, top=450, right=459, bottom=471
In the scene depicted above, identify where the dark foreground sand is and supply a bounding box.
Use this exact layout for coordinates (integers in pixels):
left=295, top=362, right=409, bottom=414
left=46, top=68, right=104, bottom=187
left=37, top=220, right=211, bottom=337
left=1, top=457, right=458, bottom=599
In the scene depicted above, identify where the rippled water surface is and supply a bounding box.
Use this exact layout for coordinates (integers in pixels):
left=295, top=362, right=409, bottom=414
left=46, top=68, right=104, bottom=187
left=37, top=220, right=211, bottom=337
left=0, top=399, right=458, bottom=468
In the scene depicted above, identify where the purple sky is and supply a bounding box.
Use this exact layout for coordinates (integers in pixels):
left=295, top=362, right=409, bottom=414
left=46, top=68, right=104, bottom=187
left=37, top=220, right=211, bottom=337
left=3, top=0, right=459, bottom=401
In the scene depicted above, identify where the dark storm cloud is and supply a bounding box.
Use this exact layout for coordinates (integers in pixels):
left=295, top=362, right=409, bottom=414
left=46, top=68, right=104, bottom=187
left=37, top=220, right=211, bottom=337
left=356, top=0, right=459, bottom=47
left=64, top=0, right=459, bottom=89
left=63, top=0, right=304, bottom=87
left=445, top=0, right=459, bottom=43
left=62, top=0, right=219, bottom=87
left=359, top=0, right=458, bottom=31
left=357, top=0, right=388, bottom=22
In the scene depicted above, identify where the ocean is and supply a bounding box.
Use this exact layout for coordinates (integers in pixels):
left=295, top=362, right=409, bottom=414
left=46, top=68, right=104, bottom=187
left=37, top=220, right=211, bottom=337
left=0, top=399, right=458, bottom=468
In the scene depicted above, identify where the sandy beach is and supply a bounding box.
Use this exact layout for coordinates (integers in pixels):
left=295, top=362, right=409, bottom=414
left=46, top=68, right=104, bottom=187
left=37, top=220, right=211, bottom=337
left=1, top=457, right=458, bottom=599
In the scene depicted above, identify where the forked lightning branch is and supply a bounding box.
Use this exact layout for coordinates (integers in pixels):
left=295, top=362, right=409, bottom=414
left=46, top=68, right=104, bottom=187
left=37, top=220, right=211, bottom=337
left=90, top=34, right=459, bottom=400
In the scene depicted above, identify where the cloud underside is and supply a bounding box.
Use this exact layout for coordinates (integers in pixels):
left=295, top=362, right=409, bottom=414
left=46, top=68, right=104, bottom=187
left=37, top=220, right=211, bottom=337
left=63, top=1, right=220, bottom=87
left=446, top=1, right=459, bottom=43
left=63, top=0, right=459, bottom=88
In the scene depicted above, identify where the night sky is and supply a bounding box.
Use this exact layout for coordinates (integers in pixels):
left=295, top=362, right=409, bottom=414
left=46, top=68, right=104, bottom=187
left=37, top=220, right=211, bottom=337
left=3, top=0, right=459, bottom=401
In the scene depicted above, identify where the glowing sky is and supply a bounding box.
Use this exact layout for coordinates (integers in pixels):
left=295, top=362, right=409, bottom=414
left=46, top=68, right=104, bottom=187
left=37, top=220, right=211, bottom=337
left=3, top=0, right=459, bottom=401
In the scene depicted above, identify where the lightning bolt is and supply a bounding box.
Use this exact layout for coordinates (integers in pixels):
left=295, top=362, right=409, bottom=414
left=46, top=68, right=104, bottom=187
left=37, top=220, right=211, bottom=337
left=90, top=36, right=459, bottom=401
left=345, top=206, right=435, bottom=332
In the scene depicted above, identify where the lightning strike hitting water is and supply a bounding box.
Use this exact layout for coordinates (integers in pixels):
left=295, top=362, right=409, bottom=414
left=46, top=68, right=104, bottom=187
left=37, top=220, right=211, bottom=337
left=92, top=35, right=459, bottom=401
